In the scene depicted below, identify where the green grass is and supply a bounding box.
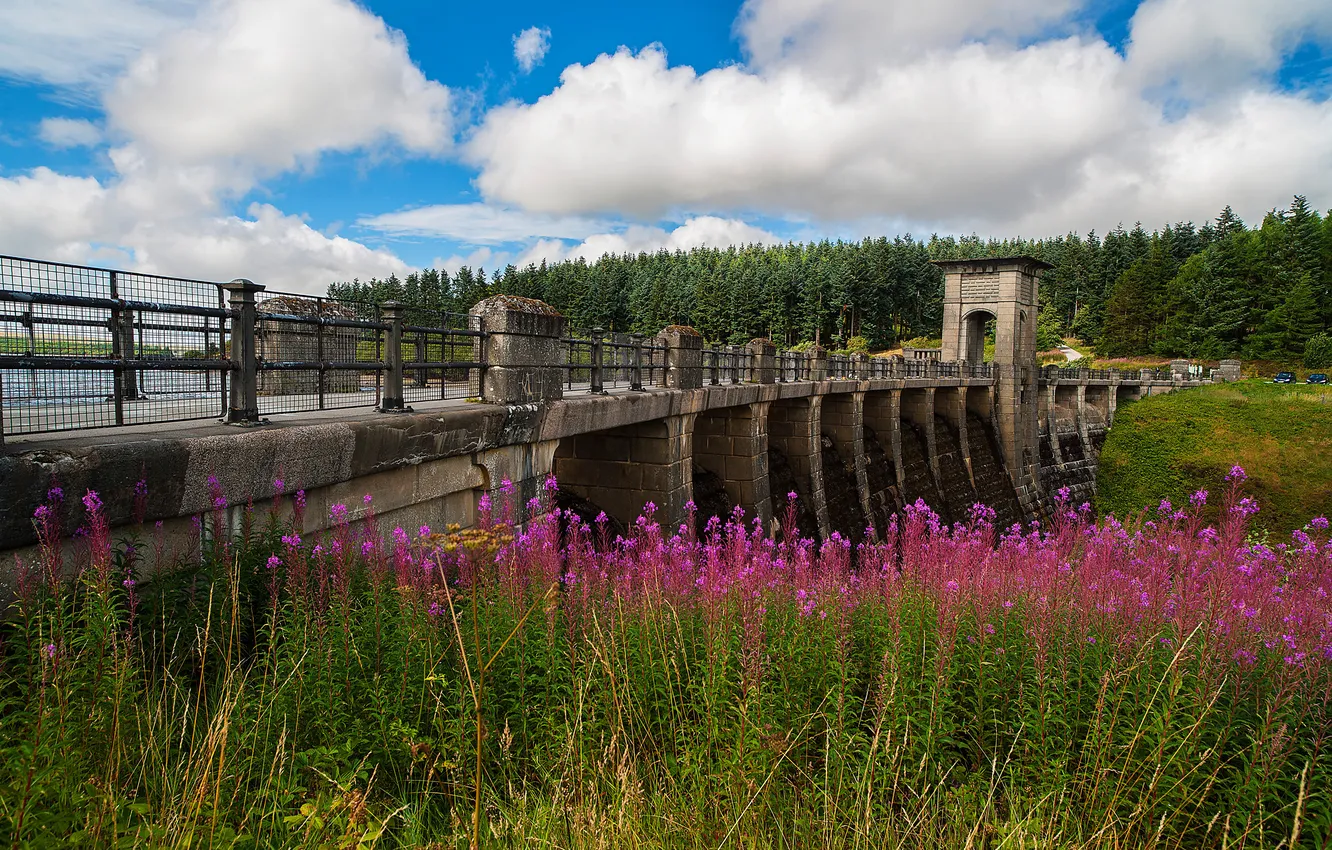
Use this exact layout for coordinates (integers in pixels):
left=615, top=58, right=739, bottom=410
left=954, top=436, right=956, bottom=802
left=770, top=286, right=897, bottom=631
left=1097, top=379, right=1332, bottom=532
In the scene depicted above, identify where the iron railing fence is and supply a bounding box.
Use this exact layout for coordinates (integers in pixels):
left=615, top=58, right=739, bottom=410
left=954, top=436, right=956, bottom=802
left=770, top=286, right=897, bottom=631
left=0, top=256, right=489, bottom=438
left=562, top=329, right=670, bottom=392
left=401, top=306, right=485, bottom=404
left=254, top=289, right=386, bottom=415
left=1, top=255, right=233, bottom=434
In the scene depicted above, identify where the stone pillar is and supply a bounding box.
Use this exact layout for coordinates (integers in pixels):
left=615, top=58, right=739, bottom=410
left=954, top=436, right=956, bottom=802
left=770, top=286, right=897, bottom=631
left=807, top=345, right=828, bottom=381
left=1218, top=359, right=1242, bottom=382
left=470, top=296, right=567, bottom=404
left=693, top=402, right=772, bottom=528
left=852, top=352, right=870, bottom=380
left=222, top=278, right=264, bottom=424
left=748, top=339, right=776, bottom=384
left=1170, top=359, right=1190, bottom=381
left=937, top=386, right=973, bottom=486
left=659, top=325, right=704, bottom=389
left=553, top=414, right=696, bottom=529
left=768, top=397, right=828, bottom=538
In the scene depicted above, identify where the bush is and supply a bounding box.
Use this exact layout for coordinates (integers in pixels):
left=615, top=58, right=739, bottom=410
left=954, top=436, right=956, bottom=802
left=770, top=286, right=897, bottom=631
left=843, top=335, right=869, bottom=354
left=1304, top=332, right=1332, bottom=369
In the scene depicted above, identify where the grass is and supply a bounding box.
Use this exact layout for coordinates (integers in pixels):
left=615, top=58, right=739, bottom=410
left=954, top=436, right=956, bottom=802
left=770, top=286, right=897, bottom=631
left=1097, top=379, right=1332, bottom=533
left=2, top=477, right=1330, bottom=848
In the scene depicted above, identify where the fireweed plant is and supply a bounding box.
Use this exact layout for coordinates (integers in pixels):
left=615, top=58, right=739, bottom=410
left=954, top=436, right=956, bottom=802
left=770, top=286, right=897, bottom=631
left=2, top=470, right=1330, bottom=848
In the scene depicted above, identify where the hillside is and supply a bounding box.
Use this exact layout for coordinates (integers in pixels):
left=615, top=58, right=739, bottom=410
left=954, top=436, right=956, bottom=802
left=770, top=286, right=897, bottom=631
left=1097, top=379, right=1332, bottom=534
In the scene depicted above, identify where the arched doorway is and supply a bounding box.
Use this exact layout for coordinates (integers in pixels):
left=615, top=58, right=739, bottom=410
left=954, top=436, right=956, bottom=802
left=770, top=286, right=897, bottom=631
left=962, top=309, right=996, bottom=363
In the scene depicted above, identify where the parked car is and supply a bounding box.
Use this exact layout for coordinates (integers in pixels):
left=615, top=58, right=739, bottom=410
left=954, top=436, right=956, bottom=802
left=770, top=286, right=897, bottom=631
left=1273, top=371, right=1296, bottom=383
left=1307, top=373, right=1328, bottom=385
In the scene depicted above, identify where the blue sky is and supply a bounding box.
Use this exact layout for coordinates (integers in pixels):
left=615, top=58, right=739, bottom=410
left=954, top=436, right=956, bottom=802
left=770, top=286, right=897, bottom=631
left=1, top=0, right=1330, bottom=292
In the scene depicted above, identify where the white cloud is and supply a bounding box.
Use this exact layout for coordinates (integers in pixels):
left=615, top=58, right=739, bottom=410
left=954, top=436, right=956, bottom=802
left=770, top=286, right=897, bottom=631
left=0, top=0, right=201, bottom=91
left=513, top=26, right=551, bottom=73
left=737, top=0, right=1079, bottom=76
left=106, top=0, right=452, bottom=185
left=1126, top=0, right=1332, bottom=98
left=37, top=117, right=103, bottom=149
left=464, top=0, right=1332, bottom=238
left=0, top=0, right=451, bottom=294
left=358, top=203, right=607, bottom=244
left=523, top=216, right=783, bottom=265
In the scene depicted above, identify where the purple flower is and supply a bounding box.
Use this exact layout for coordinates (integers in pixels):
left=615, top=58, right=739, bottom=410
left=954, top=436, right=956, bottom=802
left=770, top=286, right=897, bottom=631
left=544, top=476, right=559, bottom=492
left=44, top=643, right=56, bottom=659
left=1226, top=465, right=1247, bottom=483
left=46, top=486, right=64, bottom=503
left=266, top=555, right=281, bottom=570
left=330, top=504, right=349, bottom=524
left=1190, top=489, right=1208, bottom=508
left=274, top=478, right=285, bottom=493
left=1310, top=517, right=1329, bottom=531
left=418, top=525, right=431, bottom=537
left=134, top=479, right=148, bottom=497
left=362, top=494, right=373, bottom=506
left=82, top=490, right=103, bottom=513
left=281, top=533, right=301, bottom=547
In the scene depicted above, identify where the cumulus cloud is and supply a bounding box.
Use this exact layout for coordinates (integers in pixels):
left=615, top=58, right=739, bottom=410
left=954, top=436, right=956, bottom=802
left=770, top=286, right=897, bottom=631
left=106, top=0, right=451, bottom=185
left=464, top=0, right=1332, bottom=237
left=513, top=26, right=551, bottom=73
left=38, top=117, right=103, bottom=149
left=1126, top=0, right=1332, bottom=98
left=0, top=0, right=449, bottom=293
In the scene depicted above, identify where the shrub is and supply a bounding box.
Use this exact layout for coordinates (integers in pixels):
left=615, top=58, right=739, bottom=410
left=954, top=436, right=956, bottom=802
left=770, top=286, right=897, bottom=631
left=1304, top=331, right=1332, bottom=369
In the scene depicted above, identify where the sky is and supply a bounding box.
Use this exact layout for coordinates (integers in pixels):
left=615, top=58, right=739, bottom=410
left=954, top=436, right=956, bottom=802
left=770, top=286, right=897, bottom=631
left=1, top=0, right=1330, bottom=294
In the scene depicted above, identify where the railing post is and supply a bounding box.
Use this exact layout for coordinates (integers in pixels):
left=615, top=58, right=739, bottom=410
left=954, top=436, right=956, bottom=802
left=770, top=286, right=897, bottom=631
left=222, top=278, right=264, bottom=424
left=630, top=334, right=645, bottom=391
left=590, top=328, right=605, bottom=394
left=379, top=301, right=410, bottom=412
left=747, top=339, right=776, bottom=384
left=709, top=346, right=719, bottom=385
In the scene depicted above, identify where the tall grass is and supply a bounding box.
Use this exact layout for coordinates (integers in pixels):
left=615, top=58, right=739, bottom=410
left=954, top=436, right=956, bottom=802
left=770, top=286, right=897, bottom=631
left=2, top=473, right=1330, bottom=848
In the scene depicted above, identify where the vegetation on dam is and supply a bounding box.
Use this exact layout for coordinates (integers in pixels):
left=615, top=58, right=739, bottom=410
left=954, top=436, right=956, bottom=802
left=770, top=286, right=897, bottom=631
left=1097, top=379, right=1332, bottom=533
left=3, top=474, right=1330, bottom=848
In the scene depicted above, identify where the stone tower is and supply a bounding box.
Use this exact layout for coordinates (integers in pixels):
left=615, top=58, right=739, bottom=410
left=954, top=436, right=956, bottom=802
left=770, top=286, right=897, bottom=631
left=935, top=256, right=1052, bottom=515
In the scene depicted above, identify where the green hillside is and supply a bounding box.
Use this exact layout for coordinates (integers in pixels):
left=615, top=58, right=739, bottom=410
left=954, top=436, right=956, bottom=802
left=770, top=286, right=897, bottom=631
left=1096, top=379, right=1332, bottom=533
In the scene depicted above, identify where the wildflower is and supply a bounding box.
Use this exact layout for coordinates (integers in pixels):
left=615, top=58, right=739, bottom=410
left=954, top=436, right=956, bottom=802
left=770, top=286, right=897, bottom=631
left=274, top=478, right=285, bottom=493
left=1190, top=489, right=1208, bottom=508
left=46, top=486, right=63, bottom=503
left=266, top=555, right=281, bottom=570
left=544, top=476, right=559, bottom=492
left=295, top=490, right=306, bottom=510
left=82, top=490, right=103, bottom=513
left=361, top=540, right=375, bottom=557
left=1226, top=465, right=1247, bottom=482
left=122, top=576, right=136, bottom=589
left=134, top=479, right=148, bottom=497
left=1311, top=517, right=1329, bottom=531
left=44, top=643, right=56, bottom=659
left=363, top=494, right=373, bottom=506
left=787, top=491, right=798, bottom=502
left=1057, top=486, right=1071, bottom=503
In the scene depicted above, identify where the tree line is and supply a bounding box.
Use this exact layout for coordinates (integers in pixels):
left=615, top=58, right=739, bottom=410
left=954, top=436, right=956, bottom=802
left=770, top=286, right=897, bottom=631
left=330, top=194, right=1332, bottom=364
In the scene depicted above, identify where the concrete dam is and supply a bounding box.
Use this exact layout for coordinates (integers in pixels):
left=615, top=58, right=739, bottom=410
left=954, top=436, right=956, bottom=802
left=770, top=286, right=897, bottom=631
left=0, top=256, right=1237, bottom=561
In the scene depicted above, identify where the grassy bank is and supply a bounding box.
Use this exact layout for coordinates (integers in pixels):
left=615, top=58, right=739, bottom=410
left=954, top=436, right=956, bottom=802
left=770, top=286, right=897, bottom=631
left=1097, top=379, right=1332, bottom=533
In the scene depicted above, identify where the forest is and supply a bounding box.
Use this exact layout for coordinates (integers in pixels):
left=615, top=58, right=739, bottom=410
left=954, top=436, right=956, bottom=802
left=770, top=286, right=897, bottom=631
left=330, top=194, right=1332, bottom=365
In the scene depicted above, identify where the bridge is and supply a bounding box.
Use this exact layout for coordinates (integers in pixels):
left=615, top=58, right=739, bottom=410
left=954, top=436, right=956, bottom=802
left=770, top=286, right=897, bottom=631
left=0, top=255, right=1239, bottom=560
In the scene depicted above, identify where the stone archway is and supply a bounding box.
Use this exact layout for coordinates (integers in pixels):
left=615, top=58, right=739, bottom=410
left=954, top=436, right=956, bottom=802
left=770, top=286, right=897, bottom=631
left=962, top=308, right=996, bottom=364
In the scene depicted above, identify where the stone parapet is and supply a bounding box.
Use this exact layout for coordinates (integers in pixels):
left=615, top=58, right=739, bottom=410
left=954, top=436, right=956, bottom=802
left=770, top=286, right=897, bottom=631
left=470, top=295, right=567, bottom=404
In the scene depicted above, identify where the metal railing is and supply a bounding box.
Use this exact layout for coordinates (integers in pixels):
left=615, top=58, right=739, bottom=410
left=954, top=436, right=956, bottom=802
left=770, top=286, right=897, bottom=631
left=0, top=256, right=485, bottom=438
